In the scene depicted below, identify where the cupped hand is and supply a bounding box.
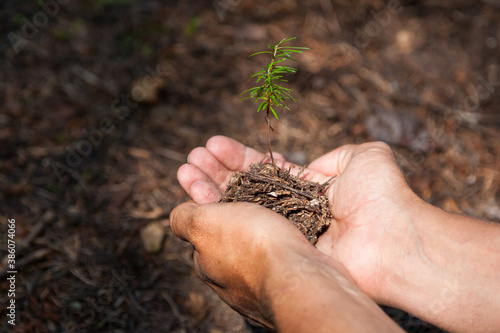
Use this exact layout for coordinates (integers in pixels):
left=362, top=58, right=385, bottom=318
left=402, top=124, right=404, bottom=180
left=308, top=141, right=416, bottom=303
left=170, top=201, right=319, bottom=330
left=177, top=136, right=417, bottom=303
left=170, top=200, right=406, bottom=333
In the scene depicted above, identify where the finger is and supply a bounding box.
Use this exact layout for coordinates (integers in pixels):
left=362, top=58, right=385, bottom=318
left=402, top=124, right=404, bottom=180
left=307, top=144, right=358, bottom=177
left=170, top=201, right=199, bottom=242
left=187, top=138, right=286, bottom=190
left=206, top=136, right=277, bottom=171
left=187, top=146, right=233, bottom=189
left=177, top=163, right=223, bottom=204
left=171, top=201, right=305, bottom=245
left=206, top=136, right=324, bottom=181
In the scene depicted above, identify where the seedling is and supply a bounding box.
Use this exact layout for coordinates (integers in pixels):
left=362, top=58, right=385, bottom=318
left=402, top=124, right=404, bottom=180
left=243, top=37, right=309, bottom=171
left=222, top=39, right=331, bottom=245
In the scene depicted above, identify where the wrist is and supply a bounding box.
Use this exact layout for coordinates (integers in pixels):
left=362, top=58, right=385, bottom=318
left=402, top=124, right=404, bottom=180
left=264, top=246, right=403, bottom=332
left=358, top=186, right=424, bottom=303
left=374, top=194, right=440, bottom=306
left=379, top=193, right=500, bottom=332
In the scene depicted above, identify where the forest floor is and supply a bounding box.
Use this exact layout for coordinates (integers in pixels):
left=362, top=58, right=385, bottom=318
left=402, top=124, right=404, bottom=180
left=1, top=1, right=499, bottom=332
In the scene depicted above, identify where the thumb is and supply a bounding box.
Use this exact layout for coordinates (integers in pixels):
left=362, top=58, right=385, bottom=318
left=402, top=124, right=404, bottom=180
left=170, top=200, right=201, bottom=243
left=170, top=201, right=309, bottom=249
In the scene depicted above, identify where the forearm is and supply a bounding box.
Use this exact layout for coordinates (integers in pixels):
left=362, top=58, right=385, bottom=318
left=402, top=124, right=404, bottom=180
left=385, top=197, right=500, bottom=332
left=265, top=250, right=403, bottom=332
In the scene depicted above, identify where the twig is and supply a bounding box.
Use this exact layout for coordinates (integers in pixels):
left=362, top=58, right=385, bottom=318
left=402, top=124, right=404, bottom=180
left=161, top=291, right=188, bottom=327
left=245, top=172, right=317, bottom=200
left=0, top=248, right=52, bottom=279
left=18, top=211, right=55, bottom=255
left=320, top=175, right=337, bottom=188
left=1, top=211, right=54, bottom=275
left=296, top=165, right=307, bottom=178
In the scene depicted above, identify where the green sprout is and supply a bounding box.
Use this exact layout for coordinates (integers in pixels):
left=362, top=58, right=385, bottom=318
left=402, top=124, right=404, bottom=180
left=243, top=37, right=309, bottom=170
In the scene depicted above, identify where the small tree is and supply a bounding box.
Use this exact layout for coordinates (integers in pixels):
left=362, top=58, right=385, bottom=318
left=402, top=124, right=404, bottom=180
left=243, top=37, right=309, bottom=172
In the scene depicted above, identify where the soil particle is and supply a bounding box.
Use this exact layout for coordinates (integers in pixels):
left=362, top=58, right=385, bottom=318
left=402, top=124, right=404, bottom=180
left=220, top=163, right=333, bottom=244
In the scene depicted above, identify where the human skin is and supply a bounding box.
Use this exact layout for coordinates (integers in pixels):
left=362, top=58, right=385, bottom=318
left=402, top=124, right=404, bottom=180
left=173, top=135, right=500, bottom=332
left=171, top=201, right=404, bottom=332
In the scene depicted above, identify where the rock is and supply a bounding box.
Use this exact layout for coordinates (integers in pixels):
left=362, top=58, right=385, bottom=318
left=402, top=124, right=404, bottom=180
left=182, top=291, right=208, bottom=321
left=130, top=75, right=165, bottom=104
left=140, top=221, right=166, bottom=253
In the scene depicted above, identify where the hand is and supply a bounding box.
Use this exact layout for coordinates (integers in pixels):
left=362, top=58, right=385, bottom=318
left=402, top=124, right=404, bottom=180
left=178, top=136, right=415, bottom=303
left=170, top=201, right=404, bottom=333
left=170, top=201, right=313, bottom=329
left=307, top=141, right=417, bottom=303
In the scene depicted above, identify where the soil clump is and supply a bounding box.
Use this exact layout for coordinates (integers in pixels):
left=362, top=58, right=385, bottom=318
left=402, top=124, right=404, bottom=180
left=220, top=163, right=333, bottom=244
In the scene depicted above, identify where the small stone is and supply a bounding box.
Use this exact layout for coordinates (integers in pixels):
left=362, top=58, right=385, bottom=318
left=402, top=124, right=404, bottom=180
left=130, top=76, right=165, bottom=104
left=396, top=29, right=415, bottom=54
left=140, top=221, right=166, bottom=253
left=182, top=292, right=207, bottom=321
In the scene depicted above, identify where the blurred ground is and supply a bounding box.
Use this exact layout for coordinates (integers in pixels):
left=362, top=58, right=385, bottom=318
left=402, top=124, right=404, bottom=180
left=0, top=0, right=499, bottom=332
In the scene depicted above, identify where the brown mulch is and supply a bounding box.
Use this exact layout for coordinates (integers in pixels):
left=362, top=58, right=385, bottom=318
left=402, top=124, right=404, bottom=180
left=0, top=1, right=499, bottom=332
left=220, top=163, right=333, bottom=244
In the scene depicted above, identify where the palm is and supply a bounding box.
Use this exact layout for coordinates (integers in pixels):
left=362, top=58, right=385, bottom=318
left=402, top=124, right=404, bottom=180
left=309, top=143, right=411, bottom=300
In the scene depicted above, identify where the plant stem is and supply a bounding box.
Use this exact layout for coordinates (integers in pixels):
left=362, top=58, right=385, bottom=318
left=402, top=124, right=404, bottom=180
left=265, top=47, right=279, bottom=173
left=266, top=103, right=276, bottom=173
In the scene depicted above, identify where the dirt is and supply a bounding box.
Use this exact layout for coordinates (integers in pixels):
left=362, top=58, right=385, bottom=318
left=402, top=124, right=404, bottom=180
left=220, top=163, right=332, bottom=244
left=1, top=1, right=499, bottom=332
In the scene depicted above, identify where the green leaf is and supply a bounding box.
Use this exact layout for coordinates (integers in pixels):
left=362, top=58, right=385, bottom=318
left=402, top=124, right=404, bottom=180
left=271, top=95, right=279, bottom=105
left=242, top=36, right=307, bottom=122
left=277, top=37, right=296, bottom=45
left=279, top=48, right=308, bottom=52
left=275, top=66, right=296, bottom=72
left=257, top=101, right=267, bottom=113
left=241, top=87, right=258, bottom=95
left=249, top=51, right=272, bottom=57
left=272, top=84, right=292, bottom=92
left=251, top=72, right=266, bottom=79
left=270, top=106, right=279, bottom=119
